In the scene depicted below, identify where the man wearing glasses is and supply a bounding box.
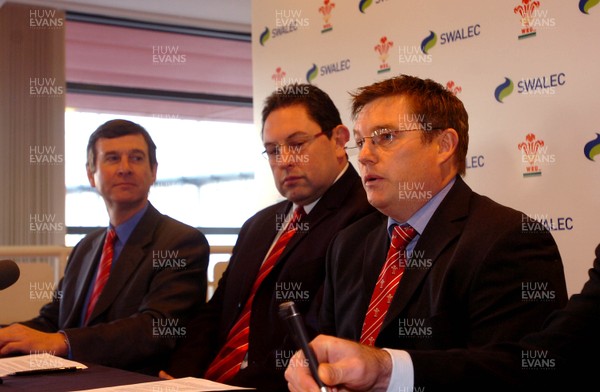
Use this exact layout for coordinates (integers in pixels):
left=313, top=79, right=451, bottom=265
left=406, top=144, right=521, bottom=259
left=317, top=74, right=568, bottom=391
left=164, top=84, right=374, bottom=391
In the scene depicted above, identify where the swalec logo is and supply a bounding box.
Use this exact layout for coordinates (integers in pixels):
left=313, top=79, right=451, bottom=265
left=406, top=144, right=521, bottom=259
left=306, top=64, right=318, bottom=83
left=359, top=0, right=373, bottom=13
left=259, top=27, right=270, bottom=46
left=494, top=77, right=514, bottom=103
left=584, top=133, right=600, bottom=161
left=421, top=31, right=437, bottom=54
left=579, top=0, right=600, bottom=14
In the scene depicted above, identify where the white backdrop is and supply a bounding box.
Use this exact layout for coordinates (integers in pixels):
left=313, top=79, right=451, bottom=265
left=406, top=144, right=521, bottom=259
left=251, top=0, right=600, bottom=295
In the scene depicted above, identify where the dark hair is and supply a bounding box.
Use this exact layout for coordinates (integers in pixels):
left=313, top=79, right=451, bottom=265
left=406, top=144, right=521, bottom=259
left=261, top=84, right=342, bottom=138
left=351, top=74, right=469, bottom=175
left=86, top=119, right=157, bottom=171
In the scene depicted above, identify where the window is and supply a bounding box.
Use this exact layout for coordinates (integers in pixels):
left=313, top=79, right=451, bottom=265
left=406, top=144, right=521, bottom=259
left=64, top=15, right=274, bottom=257
left=65, top=111, right=263, bottom=247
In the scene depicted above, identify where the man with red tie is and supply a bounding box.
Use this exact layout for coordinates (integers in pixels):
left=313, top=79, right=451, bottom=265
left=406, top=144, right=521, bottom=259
left=287, top=243, right=600, bottom=391
left=164, top=84, right=374, bottom=391
left=318, top=74, right=568, bottom=390
left=0, top=120, right=209, bottom=375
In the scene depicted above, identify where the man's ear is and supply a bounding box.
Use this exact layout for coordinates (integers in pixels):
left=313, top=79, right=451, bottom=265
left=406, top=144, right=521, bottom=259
left=437, top=128, right=458, bottom=164
left=151, top=163, right=158, bottom=184
left=332, top=124, right=350, bottom=147
left=331, top=125, right=351, bottom=160
left=86, top=164, right=96, bottom=188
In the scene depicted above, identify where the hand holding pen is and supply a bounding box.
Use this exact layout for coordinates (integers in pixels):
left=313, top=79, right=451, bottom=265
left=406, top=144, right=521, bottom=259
left=279, top=301, right=330, bottom=392
left=284, top=334, right=395, bottom=392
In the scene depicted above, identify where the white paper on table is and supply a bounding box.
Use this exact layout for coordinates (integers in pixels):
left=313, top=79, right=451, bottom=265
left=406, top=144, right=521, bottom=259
left=0, top=352, right=87, bottom=376
left=78, top=377, right=255, bottom=391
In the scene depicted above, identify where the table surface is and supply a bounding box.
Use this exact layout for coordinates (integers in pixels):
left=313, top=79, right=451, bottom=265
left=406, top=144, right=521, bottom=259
left=0, top=363, right=160, bottom=391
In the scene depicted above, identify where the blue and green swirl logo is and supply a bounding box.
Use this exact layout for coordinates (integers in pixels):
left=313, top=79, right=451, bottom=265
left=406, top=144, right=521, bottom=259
left=579, top=0, right=600, bottom=14
left=359, top=0, right=373, bottom=13
left=494, top=78, right=514, bottom=103
left=421, top=31, right=437, bottom=54
left=584, top=133, right=600, bottom=161
left=306, top=64, right=318, bottom=83
left=259, top=27, right=270, bottom=46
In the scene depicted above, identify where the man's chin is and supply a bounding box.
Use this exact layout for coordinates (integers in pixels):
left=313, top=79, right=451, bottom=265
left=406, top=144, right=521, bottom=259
left=366, top=195, right=388, bottom=212
left=106, top=196, right=147, bottom=209
left=280, top=188, right=311, bottom=205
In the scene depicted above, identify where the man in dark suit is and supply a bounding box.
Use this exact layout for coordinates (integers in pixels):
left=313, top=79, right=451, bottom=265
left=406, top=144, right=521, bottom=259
left=164, top=84, right=374, bottom=391
left=318, top=74, right=567, bottom=389
left=286, top=243, right=600, bottom=392
left=0, top=119, right=209, bottom=375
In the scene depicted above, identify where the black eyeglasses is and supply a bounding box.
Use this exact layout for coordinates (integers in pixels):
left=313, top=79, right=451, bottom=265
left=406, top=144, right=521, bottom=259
left=262, top=132, right=326, bottom=160
left=348, top=127, right=445, bottom=151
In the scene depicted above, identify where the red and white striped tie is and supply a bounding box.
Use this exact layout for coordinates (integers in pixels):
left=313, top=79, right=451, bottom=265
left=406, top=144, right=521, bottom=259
left=84, top=228, right=116, bottom=325
left=360, top=224, right=416, bottom=346
left=204, top=207, right=306, bottom=383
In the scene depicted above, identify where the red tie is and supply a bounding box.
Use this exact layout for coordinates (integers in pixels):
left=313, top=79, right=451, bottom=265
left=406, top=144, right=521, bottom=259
left=204, top=207, right=306, bottom=383
left=360, top=224, right=416, bottom=346
left=84, top=228, right=116, bottom=325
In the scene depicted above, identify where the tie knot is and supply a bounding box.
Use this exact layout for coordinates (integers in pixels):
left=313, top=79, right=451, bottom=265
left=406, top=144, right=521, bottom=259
left=105, top=228, right=117, bottom=245
left=391, top=224, right=416, bottom=249
left=293, top=206, right=306, bottom=222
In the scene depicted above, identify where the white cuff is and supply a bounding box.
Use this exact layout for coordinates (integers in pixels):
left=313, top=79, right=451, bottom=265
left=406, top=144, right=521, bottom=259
left=382, top=348, right=414, bottom=392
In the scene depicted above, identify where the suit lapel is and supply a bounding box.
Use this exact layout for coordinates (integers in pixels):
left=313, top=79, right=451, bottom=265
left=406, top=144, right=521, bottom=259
left=274, top=165, right=361, bottom=268
left=243, top=202, right=290, bottom=295
left=362, top=215, right=390, bottom=299
left=379, top=177, right=472, bottom=332
left=63, top=232, right=105, bottom=327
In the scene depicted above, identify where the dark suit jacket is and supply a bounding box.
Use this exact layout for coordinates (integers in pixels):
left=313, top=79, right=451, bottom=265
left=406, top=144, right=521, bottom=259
left=518, top=242, right=600, bottom=389
left=321, top=176, right=568, bottom=359
left=393, top=243, right=600, bottom=392
left=166, top=164, right=374, bottom=391
left=22, top=203, right=209, bottom=375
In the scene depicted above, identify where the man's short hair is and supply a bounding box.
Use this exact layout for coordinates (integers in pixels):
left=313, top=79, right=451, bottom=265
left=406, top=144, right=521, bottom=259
left=351, top=74, right=469, bottom=175
left=86, top=119, right=158, bottom=172
left=261, top=84, right=342, bottom=138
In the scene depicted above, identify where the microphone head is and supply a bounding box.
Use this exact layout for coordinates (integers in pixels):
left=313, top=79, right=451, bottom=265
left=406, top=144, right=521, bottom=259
left=0, top=259, right=20, bottom=290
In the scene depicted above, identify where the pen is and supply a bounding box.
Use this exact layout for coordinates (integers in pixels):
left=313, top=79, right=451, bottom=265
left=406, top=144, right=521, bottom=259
left=8, top=366, right=79, bottom=376
left=279, top=301, right=329, bottom=392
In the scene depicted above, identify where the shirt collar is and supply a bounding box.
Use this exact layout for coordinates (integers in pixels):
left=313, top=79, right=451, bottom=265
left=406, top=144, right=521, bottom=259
left=387, top=177, right=456, bottom=237
left=294, top=162, right=349, bottom=215
left=110, top=202, right=149, bottom=245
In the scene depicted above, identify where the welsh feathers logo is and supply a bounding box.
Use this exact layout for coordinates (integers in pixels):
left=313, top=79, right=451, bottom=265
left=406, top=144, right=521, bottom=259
left=584, top=133, right=600, bottom=161
left=359, top=0, right=372, bottom=13
left=421, top=31, right=437, bottom=54
left=259, top=27, right=270, bottom=46
left=319, top=0, right=336, bottom=32
left=446, top=81, right=462, bottom=95
left=306, top=64, right=318, bottom=83
left=494, top=78, right=514, bottom=103
left=514, top=0, right=540, bottom=39
left=518, top=133, right=545, bottom=177
left=579, top=0, right=600, bottom=14
left=272, top=67, right=287, bottom=89
left=375, top=36, right=394, bottom=74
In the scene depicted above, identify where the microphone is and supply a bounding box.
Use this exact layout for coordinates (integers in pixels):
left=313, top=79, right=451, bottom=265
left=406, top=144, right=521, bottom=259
left=279, top=301, right=329, bottom=392
left=0, top=259, right=20, bottom=290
